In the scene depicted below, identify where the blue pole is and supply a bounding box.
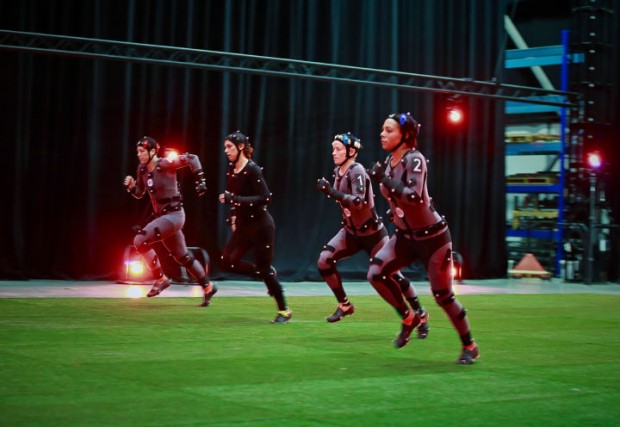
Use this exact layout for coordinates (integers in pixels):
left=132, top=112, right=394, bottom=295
left=557, top=29, right=569, bottom=277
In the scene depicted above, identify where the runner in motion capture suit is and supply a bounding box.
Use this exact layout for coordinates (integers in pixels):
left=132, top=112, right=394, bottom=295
left=123, top=136, right=217, bottom=307
left=367, top=113, right=479, bottom=364
left=219, top=131, right=292, bottom=324
left=316, top=132, right=430, bottom=337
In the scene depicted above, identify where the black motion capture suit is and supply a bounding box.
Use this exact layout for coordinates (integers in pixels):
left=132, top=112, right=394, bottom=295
left=219, top=132, right=290, bottom=319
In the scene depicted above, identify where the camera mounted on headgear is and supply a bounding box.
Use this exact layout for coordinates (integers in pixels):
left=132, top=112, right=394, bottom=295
left=387, top=112, right=421, bottom=148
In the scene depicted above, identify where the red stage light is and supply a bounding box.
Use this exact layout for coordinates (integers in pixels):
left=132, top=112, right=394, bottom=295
left=164, top=149, right=179, bottom=159
left=447, top=107, right=464, bottom=124
left=586, top=151, right=602, bottom=169
left=127, top=260, right=145, bottom=277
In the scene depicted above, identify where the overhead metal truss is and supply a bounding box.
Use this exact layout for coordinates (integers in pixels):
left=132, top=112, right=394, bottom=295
left=0, top=29, right=580, bottom=108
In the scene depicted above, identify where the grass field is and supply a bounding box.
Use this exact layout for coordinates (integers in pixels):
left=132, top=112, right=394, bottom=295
left=1, top=294, right=619, bottom=426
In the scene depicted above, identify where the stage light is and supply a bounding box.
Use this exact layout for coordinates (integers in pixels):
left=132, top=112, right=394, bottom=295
left=127, top=260, right=145, bottom=277
left=447, top=107, right=464, bottom=124
left=586, top=151, right=602, bottom=169
left=445, top=96, right=464, bottom=125
left=117, top=245, right=209, bottom=285
left=117, top=246, right=153, bottom=284
left=163, top=148, right=179, bottom=159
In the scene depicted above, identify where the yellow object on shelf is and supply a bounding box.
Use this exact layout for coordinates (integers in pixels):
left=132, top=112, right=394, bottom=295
left=512, top=210, right=558, bottom=229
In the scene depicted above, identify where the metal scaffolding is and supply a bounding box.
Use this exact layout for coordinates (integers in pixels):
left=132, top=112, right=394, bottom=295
left=0, top=29, right=580, bottom=108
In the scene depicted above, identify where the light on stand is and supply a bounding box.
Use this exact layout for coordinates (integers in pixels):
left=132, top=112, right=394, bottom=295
left=118, top=246, right=152, bottom=284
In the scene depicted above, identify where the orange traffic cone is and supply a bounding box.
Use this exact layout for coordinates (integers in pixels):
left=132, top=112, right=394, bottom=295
left=509, top=253, right=552, bottom=280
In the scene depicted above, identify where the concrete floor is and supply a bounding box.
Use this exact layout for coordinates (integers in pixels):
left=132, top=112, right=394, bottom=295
left=1, top=278, right=619, bottom=299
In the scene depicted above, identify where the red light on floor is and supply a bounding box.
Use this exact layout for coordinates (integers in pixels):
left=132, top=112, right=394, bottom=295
left=127, top=260, right=145, bottom=277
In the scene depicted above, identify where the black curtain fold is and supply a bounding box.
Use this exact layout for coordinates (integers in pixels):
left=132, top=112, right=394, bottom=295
left=1, top=0, right=509, bottom=280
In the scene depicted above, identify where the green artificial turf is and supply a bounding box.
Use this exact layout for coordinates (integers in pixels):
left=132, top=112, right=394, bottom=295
left=1, top=294, right=619, bottom=426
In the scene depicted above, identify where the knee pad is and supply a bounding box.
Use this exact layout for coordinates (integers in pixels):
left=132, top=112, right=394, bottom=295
left=367, top=257, right=384, bottom=282
left=317, top=254, right=336, bottom=271
left=175, top=252, right=195, bottom=268
left=433, top=289, right=456, bottom=306
left=318, top=245, right=337, bottom=272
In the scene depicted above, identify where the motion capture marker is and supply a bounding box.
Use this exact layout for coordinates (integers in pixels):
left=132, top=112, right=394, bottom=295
left=266, top=245, right=271, bottom=248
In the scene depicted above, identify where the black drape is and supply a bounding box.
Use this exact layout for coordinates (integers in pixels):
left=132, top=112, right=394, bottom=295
left=0, top=0, right=508, bottom=280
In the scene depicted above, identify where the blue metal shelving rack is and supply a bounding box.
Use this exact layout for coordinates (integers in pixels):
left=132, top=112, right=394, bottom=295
left=505, top=31, right=583, bottom=275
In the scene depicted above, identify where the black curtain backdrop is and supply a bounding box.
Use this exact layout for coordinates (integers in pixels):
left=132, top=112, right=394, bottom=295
left=0, top=0, right=508, bottom=281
